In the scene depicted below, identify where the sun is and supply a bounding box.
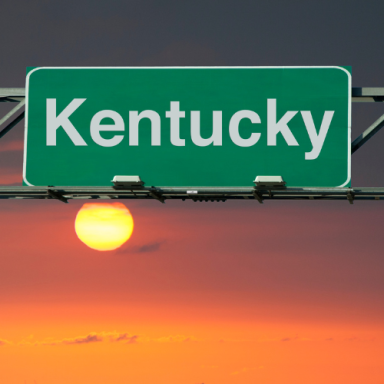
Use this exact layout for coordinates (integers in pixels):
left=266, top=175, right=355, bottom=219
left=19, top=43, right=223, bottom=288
left=75, top=203, right=134, bottom=251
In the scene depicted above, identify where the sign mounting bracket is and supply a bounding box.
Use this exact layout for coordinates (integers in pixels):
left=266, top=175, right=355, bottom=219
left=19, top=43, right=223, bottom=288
left=47, top=189, right=68, bottom=203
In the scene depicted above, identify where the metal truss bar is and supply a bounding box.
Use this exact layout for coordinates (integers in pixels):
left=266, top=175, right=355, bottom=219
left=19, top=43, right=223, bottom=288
left=0, top=110, right=25, bottom=139
left=252, top=190, right=263, bottom=204
left=0, top=99, right=25, bottom=127
left=149, top=190, right=165, bottom=203
left=0, top=88, right=25, bottom=102
left=0, top=93, right=26, bottom=140
left=347, top=190, right=355, bottom=204
left=351, top=88, right=384, bottom=153
left=351, top=114, right=384, bottom=154
left=1, top=186, right=384, bottom=202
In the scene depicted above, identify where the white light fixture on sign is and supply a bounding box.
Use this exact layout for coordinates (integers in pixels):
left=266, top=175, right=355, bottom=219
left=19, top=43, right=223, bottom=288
left=112, top=176, right=144, bottom=188
left=254, top=176, right=286, bottom=188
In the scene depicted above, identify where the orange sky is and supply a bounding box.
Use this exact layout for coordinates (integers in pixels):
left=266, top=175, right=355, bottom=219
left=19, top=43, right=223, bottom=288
left=1, top=199, right=384, bottom=383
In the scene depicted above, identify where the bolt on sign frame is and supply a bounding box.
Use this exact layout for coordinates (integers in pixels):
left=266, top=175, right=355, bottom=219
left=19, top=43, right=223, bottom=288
left=1, top=72, right=384, bottom=204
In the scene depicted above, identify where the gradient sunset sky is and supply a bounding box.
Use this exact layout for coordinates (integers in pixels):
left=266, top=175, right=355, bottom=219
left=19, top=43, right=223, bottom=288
left=1, top=1, right=384, bottom=383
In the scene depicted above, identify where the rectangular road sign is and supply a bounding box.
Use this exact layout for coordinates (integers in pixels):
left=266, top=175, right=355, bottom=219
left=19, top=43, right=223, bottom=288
left=24, top=66, right=351, bottom=187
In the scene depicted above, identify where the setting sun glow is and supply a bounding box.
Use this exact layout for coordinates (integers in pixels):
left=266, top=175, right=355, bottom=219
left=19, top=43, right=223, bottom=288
left=75, top=203, right=134, bottom=251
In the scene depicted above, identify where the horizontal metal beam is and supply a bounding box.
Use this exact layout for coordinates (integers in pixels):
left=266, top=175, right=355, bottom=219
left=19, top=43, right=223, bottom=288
left=1, top=186, right=384, bottom=202
left=352, top=87, right=384, bottom=102
left=0, top=88, right=383, bottom=102
left=0, top=88, right=25, bottom=97
left=0, top=88, right=25, bottom=102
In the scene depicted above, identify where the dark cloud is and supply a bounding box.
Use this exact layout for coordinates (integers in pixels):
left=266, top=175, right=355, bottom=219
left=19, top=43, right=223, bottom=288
left=126, top=335, right=138, bottom=344
left=156, top=335, right=197, bottom=343
left=5, top=332, right=197, bottom=346
left=117, top=240, right=166, bottom=254
left=281, top=336, right=300, bottom=342
left=26, top=332, right=141, bottom=346
left=110, top=333, right=138, bottom=344
left=61, top=334, right=103, bottom=345
left=113, top=333, right=129, bottom=342
left=136, top=241, right=165, bottom=253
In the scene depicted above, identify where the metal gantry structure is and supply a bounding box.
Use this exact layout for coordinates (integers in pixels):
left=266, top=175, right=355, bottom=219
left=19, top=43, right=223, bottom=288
left=1, top=87, right=384, bottom=204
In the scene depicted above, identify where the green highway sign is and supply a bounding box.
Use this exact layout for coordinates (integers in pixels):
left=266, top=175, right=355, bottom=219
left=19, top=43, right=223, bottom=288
left=24, top=67, right=351, bottom=188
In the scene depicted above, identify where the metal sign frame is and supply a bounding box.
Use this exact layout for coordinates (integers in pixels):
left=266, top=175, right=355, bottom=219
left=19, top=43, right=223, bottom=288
left=1, top=86, right=384, bottom=204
